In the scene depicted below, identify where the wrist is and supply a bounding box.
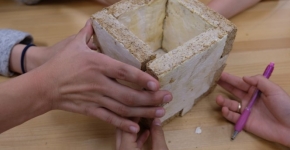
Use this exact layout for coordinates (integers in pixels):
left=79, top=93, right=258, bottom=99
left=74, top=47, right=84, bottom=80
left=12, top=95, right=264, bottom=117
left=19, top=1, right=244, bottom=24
left=9, top=44, right=25, bottom=74
left=10, top=44, right=48, bottom=74
left=25, top=45, right=48, bottom=72
left=27, top=66, right=55, bottom=112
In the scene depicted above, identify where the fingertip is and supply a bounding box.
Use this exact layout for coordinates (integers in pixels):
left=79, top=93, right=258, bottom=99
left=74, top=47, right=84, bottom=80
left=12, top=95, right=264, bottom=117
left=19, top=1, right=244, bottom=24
left=220, top=72, right=229, bottom=80
left=242, top=75, right=254, bottom=84
left=137, top=129, right=150, bottom=148
left=153, top=118, right=162, bottom=126
left=150, top=119, right=162, bottom=134
left=163, top=93, right=172, bottom=103
left=221, top=106, right=240, bottom=123
left=77, top=19, right=94, bottom=43
left=147, top=81, right=159, bottom=91
left=155, top=108, right=165, bottom=118
left=221, top=106, right=229, bottom=116
left=81, top=19, right=92, bottom=31
left=220, top=72, right=227, bottom=77
left=151, top=118, right=164, bottom=136
left=86, top=19, right=92, bottom=26
left=216, top=95, right=224, bottom=106
left=129, top=125, right=140, bottom=134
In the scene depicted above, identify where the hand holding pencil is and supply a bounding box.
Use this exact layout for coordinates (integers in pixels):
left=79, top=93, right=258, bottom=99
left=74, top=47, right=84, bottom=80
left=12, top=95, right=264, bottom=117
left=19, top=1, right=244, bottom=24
left=216, top=70, right=290, bottom=147
left=231, top=63, right=274, bottom=140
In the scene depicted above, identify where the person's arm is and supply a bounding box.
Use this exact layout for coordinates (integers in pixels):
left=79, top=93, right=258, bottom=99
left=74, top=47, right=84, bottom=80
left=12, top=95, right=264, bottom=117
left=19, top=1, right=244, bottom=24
left=0, top=20, right=172, bottom=134
left=207, top=0, right=261, bottom=19
left=0, top=67, right=51, bottom=133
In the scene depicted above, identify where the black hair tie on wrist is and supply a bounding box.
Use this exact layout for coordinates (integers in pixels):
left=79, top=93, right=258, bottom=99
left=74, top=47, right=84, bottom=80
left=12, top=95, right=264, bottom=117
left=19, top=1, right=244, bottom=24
left=21, top=43, right=35, bottom=74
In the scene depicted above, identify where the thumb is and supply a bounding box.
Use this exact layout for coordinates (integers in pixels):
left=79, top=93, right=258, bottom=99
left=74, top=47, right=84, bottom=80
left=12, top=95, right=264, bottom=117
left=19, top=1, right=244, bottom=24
left=243, top=75, right=282, bottom=97
left=151, top=118, right=168, bottom=150
left=76, top=19, right=94, bottom=43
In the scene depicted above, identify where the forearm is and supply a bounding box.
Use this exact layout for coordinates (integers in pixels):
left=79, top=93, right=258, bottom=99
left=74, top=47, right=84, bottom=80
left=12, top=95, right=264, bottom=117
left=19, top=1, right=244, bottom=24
left=207, top=0, right=261, bottom=18
left=0, top=70, right=51, bottom=133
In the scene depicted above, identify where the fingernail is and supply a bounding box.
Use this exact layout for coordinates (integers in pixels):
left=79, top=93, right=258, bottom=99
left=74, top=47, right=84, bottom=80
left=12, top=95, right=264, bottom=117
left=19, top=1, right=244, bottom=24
left=129, top=126, right=138, bottom=133
left=147, top=81, right=157, bottom=91
left=163, top=94, right=172, bottom=103
left=153, top=118, right=162, bottom=126
left=86, top=19, right=92, bottom=26
left=155, top=108, right=165, bottom=117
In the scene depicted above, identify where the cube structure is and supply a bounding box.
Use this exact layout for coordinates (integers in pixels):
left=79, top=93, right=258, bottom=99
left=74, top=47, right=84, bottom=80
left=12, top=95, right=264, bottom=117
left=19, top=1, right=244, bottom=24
left=91, top=0, right=236, bottom=123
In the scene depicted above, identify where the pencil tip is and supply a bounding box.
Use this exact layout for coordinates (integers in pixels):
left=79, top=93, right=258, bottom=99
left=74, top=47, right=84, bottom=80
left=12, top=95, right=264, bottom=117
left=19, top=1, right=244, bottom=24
left=231, top=131, right=239, bottom=140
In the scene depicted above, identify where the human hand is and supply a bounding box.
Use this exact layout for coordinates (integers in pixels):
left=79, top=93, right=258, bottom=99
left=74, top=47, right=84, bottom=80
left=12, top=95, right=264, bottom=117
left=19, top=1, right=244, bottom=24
left=9, top=32, right=96, bottom=74
left=34, top=20, right=172, bottom=134
left=216, top=72, right=290, bottom=147
left=27, top=32, right=97, bottom=72
left=116, top=118, right=168, bottom=150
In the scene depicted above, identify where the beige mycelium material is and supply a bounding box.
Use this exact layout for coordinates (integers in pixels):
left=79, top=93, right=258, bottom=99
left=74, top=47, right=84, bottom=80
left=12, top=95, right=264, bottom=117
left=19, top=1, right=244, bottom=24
left=91, top=0, right=236, bottom=123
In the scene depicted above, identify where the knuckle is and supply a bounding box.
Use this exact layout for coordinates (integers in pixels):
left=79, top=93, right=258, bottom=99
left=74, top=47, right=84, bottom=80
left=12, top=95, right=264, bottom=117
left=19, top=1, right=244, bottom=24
left=117, top=120, right=125, bottom=129
left=68, top=35, right=76, bottom=40
left=116, top=67, right=128, bottom=80
left=254, top=74, right=263, bottom=79
left=105, top=115, right=114, bottom=125
left=83, top=107, right=93, bottom=116
left=140, top=91, right=157, bottom=106
left=151, top=92, right=162, bottom=105
left=135, top=71, right=145, bottom=81
left=117, top=105, right=129, bottom=116
left=91, top=83, right=105, bottom=93
left=96, top=62, right=106, bottom=73
left=124, top=95, right=136, bottom=106
left=97, top=86, right=107, bottom=94
left=85, top=84, right=96, bottom=91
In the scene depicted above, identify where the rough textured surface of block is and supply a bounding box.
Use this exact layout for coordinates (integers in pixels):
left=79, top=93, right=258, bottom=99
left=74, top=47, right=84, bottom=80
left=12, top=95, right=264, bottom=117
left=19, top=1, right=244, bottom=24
left=91, top=0, right=237, bottom=123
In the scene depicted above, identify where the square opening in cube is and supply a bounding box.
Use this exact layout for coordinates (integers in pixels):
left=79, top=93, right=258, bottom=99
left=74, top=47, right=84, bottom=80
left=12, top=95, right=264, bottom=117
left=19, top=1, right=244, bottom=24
left=116, top=0, right=214, bottom=57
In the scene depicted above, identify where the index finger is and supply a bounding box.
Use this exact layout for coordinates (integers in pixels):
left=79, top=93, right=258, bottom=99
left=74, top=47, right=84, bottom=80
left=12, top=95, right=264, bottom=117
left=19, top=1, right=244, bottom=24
left=219, top=72, right=251, bottom=92
left=100, top=54, right=160, bottom=91
left=218, top=72, right=251, bottom=99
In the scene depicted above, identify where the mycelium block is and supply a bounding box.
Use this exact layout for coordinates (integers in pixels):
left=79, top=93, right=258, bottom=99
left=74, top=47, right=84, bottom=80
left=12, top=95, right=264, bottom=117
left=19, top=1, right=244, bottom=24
left=91, top=0, right=237, bottom=123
